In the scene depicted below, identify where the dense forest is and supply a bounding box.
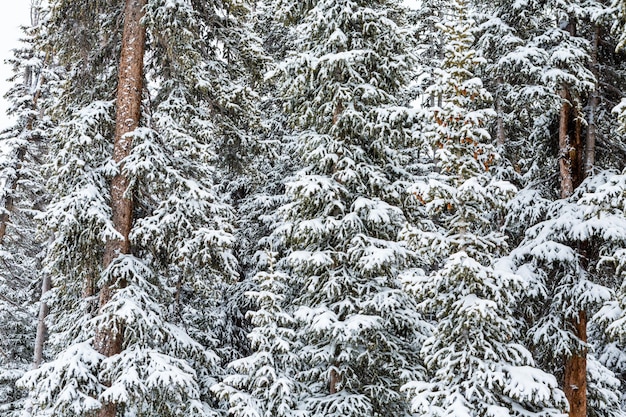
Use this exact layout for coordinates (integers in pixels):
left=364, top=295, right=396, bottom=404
left=1, top=0, right=626, bottom=416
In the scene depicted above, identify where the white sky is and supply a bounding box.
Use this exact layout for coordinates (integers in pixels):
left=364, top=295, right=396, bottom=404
left=0, top=1, right=33, bottom=131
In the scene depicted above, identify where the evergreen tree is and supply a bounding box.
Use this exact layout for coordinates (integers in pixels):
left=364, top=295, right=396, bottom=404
left=18, top=0, right=261, bottom=415
left=214, top=252, right=306, bottom=417
left=0, top=3, right=52, bottom=414
left=219, top=0, right=431, bottom=416
left=475, top=1, right=626, bottom=415
left=401, top=2, right=568, bottom=416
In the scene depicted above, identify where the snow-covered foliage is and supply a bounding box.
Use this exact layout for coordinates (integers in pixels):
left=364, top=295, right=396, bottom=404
left=3, top=0, right=626, bottom=416
left=213, top=252, right=306, bottom=417
left=507, top=171, right=626, bottom=417
left=0, top=7, right=52, bottom=415
left=474, top=0, right=626, bottom=189
left=219, top=1, right=431, bottom=416
left=401, top=2, right=568, bottom=416
left=17, top=1, right=263, bottom=416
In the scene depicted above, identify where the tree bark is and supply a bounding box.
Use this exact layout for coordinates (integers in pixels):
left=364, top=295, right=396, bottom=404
left=564, top=310, right=587, bottom=417
left=571, top=110, right=584, bottom=187
left=559, top=88, right=573, bottom=199
left=95, top=1, right=146, bottom=416
left=559, top=17, right=588, bottom=417
left=33, top=273, right=51, bottom=367
left=496, top=76, right=505, bottom=146
left=585, top=26, right=600, bottom=176
left=329, top=367, right=341, bottom=394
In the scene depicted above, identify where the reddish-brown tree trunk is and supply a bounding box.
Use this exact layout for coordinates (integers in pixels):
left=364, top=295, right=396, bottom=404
left=95, top=1, right=146, bottom=416
left=558, top=18, right=589, bottom=414
left=564, top=311, right=588, bottom=417
left=329, top=367, right=341, bottom=394
left=559, top=87, right=588, bottom=417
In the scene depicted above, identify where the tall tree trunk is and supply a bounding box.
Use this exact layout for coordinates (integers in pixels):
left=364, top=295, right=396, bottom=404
left=571, top=110, right=585, bottom=187
left=33, top=273, right=51, bottom=367
left=559, top=87, right=589, bottom=417
left=564, top=311, right=588, bottom=417
left=559, top=17, right=588, bottom=417
left=95, top=1, right=146, bottom=416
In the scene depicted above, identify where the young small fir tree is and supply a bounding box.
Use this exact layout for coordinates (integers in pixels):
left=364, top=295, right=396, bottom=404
left=213, top=252, right=306, bottom=417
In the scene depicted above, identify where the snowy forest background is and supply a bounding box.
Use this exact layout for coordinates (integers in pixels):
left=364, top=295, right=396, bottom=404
left=1, top=0, right=626, bottom=416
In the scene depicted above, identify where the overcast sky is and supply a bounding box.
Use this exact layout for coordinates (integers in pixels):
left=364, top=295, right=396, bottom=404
left=0, top=1, right=31, bottom=130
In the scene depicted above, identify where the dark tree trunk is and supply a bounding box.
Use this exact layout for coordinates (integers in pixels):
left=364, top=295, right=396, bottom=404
left=586, top=26, right=600, bottom=176
left=496, top=76, right=505, bottom=146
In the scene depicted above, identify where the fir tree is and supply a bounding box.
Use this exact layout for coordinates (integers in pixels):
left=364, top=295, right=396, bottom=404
left=401, top=2, right=568, bottom=416
left=18, top=0, right=261, bottom=415
left=220, top=0, right=431, bottom=416
left=0, top=3, right=52, bottom=414
left=214, top=252, right=306, bottom=417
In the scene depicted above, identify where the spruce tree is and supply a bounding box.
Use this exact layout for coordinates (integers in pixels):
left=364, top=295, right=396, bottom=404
left=219, top=0, right=430, bottom=416
left=18, top=0, right=261, bottom=415
left=475, top=1, right=626, bottom=415
left=402, top=2, right=568, bottom=416
left=0, top=3, right=51, bottom=414
left=214, top=252, right=306, bottom=417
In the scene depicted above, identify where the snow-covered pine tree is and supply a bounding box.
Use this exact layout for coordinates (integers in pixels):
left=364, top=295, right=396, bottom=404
left=474, top=2, right=626, bottom=415
left=0, top=2, right=53, bottom=414
left=18, top=0, right=261, bottom=415
left=509, top=173, right=626, bottom=417
left=401, top=1, right=568, bottom=416
left=219, top=0, right=431, bottom=416
left=213, top=252, right=306, bottom=417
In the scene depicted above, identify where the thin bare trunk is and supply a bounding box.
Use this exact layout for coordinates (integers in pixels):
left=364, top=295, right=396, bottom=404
left=33, top=273, right=51, bottom=367
left=585, top=26, right=600, bottom=176
left=496, top=76, right=505, bottom=146
left=95, top=1, right=146, bottom=416
left=564, top=311, right=588, bottom=417
left=572, top=111, right=584, bottom=187
left=559, top=88, right=573, bottom=199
